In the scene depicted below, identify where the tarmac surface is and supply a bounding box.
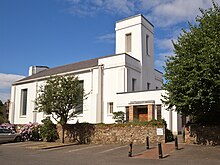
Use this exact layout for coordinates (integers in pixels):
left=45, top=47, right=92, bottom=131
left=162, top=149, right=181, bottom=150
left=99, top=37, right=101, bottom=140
left=0, top=140, right=220, bottom=165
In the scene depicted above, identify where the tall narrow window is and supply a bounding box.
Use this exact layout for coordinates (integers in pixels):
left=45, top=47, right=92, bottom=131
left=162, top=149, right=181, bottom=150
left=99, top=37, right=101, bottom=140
left=108, top=102, right=113, bottom=114
left=132, top=78, right=136, bottom=91
left=125, top=33, right=132, bottom=52
left=147, top=82, right=150, bottom=90
left=156, top=104, right=162, bottom=120
left=75, top=80, right=84, bottom=114
left=20, top=89, right=28, bottom=116
left=146, top=35, right=149, bottom=55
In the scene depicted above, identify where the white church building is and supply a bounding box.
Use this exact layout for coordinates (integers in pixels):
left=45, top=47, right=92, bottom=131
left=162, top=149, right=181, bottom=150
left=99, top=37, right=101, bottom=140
left=9, top=14, right=183, bottom=134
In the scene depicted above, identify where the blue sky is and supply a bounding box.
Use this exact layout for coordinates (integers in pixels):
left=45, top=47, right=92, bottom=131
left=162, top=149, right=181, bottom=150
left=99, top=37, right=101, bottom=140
left=0, top=0, right=218, bottom=102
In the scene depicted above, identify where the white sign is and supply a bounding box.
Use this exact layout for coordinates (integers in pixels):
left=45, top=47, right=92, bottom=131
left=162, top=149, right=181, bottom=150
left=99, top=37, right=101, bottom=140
left=156, top=128, right=164, bottom=136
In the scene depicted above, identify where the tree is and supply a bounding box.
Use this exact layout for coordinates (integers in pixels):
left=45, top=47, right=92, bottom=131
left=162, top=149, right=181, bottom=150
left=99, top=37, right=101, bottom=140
left=35, top=75, right=84, bottom=143
left=0, top=100, right=8, bottom=124
left=0, top=100, right=4, bottom=124
left=163, top=1, right=220, bottom=124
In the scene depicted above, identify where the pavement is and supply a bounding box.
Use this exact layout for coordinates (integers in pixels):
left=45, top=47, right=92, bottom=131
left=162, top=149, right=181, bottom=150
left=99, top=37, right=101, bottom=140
left=133, top=142, right=182, bottom=159
left=1, top=139, right=220, bottom=165
left=25, top=135, right=184, bottom=160
left=26, top=141, right=78, bottom=150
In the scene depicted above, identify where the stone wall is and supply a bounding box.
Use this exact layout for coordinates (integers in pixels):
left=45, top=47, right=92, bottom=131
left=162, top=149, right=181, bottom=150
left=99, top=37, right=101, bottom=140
left=185, top=124, right=220, bottom=145
left=57, top=123, right=165, bottom=144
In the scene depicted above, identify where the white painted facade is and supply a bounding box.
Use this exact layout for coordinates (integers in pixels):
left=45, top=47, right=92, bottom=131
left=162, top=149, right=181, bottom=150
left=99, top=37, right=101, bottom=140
left=9, top=14, right=182, bottom=134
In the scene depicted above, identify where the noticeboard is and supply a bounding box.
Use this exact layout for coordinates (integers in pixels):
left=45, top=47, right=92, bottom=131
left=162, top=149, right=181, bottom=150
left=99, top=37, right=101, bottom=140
left=156, top=128, right=164, bottom=136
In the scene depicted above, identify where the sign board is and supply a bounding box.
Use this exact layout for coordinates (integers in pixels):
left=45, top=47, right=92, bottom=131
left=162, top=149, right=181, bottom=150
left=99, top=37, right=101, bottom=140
left=156, top=128, right=164, bottom=136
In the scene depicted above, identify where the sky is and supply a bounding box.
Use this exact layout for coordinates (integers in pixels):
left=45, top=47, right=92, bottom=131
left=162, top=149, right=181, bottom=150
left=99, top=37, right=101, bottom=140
left=0, top=0, right=218, bottom=102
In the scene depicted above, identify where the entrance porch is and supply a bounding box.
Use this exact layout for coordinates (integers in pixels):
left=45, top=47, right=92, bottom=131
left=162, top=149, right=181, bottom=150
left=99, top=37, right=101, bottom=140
left=126, top=103, right=155, bottom=122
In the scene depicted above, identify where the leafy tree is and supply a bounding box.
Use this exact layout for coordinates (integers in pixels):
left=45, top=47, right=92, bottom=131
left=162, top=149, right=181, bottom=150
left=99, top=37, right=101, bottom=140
left=163, top=1, right=220, bottom=124
left=0, top=100, right=3, bottom=116
left=35, top=75, right=84, bottom=143
left=0, top=100, right=7, bottom=124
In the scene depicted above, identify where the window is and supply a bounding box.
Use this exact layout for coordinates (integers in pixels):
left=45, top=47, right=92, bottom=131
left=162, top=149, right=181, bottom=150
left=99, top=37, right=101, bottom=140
left=147, top=82, right=150, bottom=90
left=132, top=78, right=136, bottom=91
left=146, top=35, right=149, bottom=55
left=75, top=80, right=84, bottom=114
left=156, top=105, right=162, bottom=119
left=125, top=33, right=132, bottom=52
left=20, top=89, right=28, bottom=116
left=107, top=102, right=113, bottom=114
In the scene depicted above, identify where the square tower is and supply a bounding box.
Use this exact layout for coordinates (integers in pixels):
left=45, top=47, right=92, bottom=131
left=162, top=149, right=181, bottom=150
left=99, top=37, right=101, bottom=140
left=115, top=14, right=155, bottom=90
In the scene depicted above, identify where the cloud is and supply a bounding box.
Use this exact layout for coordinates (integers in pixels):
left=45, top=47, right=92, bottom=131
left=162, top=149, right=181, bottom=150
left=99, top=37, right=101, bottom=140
left=150, top=0, right=215, bottom=27
left=63, top=0, right=220, bottom=26
left=155, top=38, right=175, bottom=51
left=63, top=0, right=137, bottom=16
left=0, top=73, right=25, bottom=89
left=0, top=93, right=11, bottom=103
left=97, top=33, right=115, bottom=44
left=155, top=52, right=175, bottom=72
left=62, top=0, right=220, bottom=70
left=0, top=73, right=25, bottom=102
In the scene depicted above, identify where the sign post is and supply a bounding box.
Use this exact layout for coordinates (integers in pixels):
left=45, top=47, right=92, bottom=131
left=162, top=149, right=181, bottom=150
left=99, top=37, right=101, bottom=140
left=156, top=128, right=164, bottom=159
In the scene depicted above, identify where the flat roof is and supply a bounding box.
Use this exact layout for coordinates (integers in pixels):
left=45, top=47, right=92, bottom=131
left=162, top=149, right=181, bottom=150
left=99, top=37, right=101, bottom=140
left=116, top=14, right=154, bottom=27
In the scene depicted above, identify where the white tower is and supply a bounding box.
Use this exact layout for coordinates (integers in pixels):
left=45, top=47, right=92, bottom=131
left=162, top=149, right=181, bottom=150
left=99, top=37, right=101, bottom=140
left=115, top=14, right=155, bottom=90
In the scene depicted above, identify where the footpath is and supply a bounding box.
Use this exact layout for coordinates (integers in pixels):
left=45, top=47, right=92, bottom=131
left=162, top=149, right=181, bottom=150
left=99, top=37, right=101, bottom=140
left=133, top=141, right=183, bottom=159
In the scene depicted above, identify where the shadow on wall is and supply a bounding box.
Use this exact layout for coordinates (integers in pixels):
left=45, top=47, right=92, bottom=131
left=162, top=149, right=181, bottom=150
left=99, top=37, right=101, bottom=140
left=65, top=123, right=95, bottom=144
left=185, top=124, right=220, bottom=145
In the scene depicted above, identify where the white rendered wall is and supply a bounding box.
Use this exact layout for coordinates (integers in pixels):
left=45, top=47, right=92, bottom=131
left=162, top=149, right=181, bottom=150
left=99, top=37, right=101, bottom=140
left=9, top=82, right=44, bottom=124
left=9, top=70, right=100, bottom=125
left=115, top=15, right=156, bottom=90
left=116, top=90, right=181, bottom=134
left=154, top=70, right=163, bottom=89
left=98, top=54, right=141, bottom=123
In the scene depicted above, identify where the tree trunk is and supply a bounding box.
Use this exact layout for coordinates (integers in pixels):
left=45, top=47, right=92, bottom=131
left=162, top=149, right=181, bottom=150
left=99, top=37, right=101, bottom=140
left=61, top=125, right=65, bottom=143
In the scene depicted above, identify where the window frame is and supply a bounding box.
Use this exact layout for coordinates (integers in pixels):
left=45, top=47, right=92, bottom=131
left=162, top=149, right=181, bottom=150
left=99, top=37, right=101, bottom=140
left=147, top=82, right=150, bottom=90
left=107, top=102, right=113, bottom=114
left=125, top=33, right=132, bottom=52
left=20, top=88, right=28, bottom=117
left=75, top=80, right=84, bottom=114
left=146, top=34, right=149, bottom=55
left=156, top=104, right=162, bottom=120
left=132, top=78, right=136, bottom=92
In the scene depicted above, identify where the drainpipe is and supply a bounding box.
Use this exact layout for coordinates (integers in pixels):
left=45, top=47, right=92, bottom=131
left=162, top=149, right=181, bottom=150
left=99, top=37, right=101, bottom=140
left=33, top=82, right=38, bottom=123
left=169, top=109, right=173, bottom=131
left=9, top=86, right=16, bottom=124
left=97, top=64, right=104, bottom=123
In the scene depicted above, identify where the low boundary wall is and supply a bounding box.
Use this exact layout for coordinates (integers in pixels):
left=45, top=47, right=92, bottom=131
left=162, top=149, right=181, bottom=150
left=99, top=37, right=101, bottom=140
left=57, top=123, right=165, bottom=144
left=185, top=124, right=220, bottom=145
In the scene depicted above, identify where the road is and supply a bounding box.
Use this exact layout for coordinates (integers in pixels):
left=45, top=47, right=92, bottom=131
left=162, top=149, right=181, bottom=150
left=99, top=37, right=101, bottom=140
left=0, top=142, right=219, bottom=165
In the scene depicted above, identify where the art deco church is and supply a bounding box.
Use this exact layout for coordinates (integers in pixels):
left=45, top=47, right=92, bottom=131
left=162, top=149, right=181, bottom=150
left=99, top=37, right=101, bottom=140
left=9, top=14, right=183, bottom=134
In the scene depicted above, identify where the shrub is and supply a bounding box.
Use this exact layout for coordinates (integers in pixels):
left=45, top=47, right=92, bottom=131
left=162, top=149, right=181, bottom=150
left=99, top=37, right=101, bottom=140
left=40, top=117, right=58, bottom=142
left=112, top=111, right=125, bottom=123
left=165, top=128, right=174, bottom=142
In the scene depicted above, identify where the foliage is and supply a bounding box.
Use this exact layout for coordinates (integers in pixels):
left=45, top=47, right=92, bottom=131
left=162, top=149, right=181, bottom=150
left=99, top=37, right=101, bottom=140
left=17, top=122, right=41, bottom=141
left=163, top=1, right=220, bottom=124
left=30, top=125, right=41, bottom=141
left=0, top=100, right=8, bottom=124
left=165, top=128, right=174, bottom=142
left=0, top=100, right=3, bottom=107
left=40, top=117, right=58, bottom=142
left=35, top=75, right=84, bottom=143
left=128, top=119, right=166, bottom=127
left=112, top=111, right=125, bottom=123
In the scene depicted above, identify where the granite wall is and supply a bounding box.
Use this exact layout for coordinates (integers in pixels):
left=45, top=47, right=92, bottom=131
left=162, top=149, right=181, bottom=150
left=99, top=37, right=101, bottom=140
left=185, top=124, right=220, bottom=145
left=57, top=123, right=165, bottom=144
